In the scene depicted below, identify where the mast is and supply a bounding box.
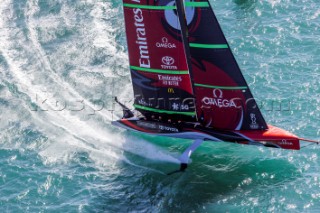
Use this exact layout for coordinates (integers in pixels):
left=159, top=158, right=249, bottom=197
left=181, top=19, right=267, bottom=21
left=174, top=0, right=198, bottom=121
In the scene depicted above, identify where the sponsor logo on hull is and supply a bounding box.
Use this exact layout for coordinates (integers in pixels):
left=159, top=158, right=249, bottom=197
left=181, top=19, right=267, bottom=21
left=159, top=125, right=179, bottom=132
left=137, top=121, right=157, bottom=129
left=279, top=139, right=294, bottom=146
left=136, top=121, right=179, bottom=133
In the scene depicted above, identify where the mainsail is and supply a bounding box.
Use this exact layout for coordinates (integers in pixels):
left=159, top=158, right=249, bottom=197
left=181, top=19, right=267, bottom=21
left=122, top=0, right=267, bottom=130
left=180, top=0, right=268, bottom=130
left=122, top=0, right=197, bottom=121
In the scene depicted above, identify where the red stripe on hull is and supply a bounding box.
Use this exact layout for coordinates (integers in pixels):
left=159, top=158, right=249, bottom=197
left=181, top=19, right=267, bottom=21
left=238, top=125, right=300, bottom=150
left=121, top=119, right=152, bottom=133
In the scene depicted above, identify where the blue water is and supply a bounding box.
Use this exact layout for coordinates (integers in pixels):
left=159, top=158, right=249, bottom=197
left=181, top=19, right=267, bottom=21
left=0, top=0, right=319, bottom=212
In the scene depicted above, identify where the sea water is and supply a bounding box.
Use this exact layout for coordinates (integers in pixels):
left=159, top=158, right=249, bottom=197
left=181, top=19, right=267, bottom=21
left=0, top=0, right=319, bottom=212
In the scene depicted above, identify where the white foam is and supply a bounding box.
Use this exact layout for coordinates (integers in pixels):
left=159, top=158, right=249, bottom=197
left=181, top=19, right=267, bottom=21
left=0, top=0, right=177, bottom=171
left=0, top=1, right=113, bottom=162
left=310, top=9, right=320, bottom=20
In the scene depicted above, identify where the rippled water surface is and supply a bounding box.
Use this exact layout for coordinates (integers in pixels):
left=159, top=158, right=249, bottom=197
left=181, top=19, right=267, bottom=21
left=0, top=0, right=319, bottom=212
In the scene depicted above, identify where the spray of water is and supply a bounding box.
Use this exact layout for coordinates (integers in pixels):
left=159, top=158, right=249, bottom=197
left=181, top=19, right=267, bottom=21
left=0, top=0, right=178, bottom=172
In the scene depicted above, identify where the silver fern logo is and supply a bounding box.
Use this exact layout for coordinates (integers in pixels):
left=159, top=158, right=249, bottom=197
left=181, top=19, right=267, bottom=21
left=164, top=0, right=195, bottom=30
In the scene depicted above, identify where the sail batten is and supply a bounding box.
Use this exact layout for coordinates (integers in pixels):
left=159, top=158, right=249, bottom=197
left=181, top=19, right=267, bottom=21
left=189, top=43, right=229, bottom=49
left=123, top=2, right=209, bottom=9
left=130, top=66, right=189, bottom=75
left=185, top=2, right=209, bottom=7
left=123, top=3, right=176, bottom=10
left=134, top=104, right=196, bottom=116
left=194, top=83, right=248, bottom=90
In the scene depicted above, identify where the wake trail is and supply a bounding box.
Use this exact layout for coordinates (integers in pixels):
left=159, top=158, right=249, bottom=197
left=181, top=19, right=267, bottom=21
left=0, top=0, right=178, bottom=169
left=0, top=0, right=119, bottom=164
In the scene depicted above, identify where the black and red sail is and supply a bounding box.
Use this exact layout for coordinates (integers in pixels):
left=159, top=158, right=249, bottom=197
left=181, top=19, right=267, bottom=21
left=122, top=0, right=267, bottom=130
left=181, top=0, right=268, bottom=130
left=122, top=0, right=197, bottom=121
